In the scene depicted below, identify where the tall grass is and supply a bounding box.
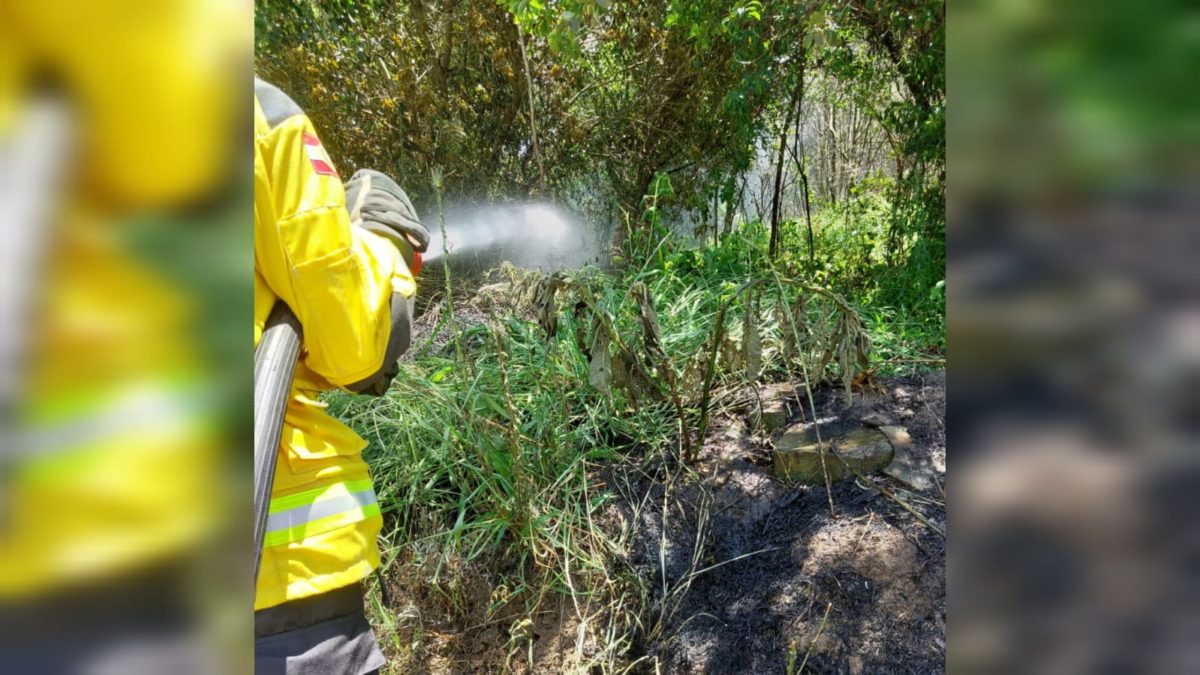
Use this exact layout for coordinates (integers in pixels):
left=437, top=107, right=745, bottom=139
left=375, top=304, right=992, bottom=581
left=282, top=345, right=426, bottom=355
left=328, top=221, right=942, bottom=671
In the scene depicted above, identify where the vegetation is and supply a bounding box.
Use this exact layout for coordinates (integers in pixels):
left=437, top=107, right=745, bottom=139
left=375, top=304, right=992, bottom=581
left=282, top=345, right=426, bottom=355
left=327, top=224, right=933, bottom=669
left=255, top=0, right=943, bottom=299
left=258, top=0, right=943, bottom=670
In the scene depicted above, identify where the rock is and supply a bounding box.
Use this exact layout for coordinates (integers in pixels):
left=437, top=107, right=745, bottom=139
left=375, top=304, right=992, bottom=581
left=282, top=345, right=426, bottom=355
left=752, top=399, right=789, bottom=432
left=880, top=425, right=936, bottom=492
left=774, top=425, right=894, bottom=484
left=878, top=425, right=913, bottom=446
left=748, top=382, right=798, bottom=432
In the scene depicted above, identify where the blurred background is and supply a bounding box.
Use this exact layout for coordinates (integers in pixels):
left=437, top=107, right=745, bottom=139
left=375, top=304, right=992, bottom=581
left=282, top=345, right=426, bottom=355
left=949, top=0, right=1200, bottom=671
left=0, top=0, right=252, bottom=673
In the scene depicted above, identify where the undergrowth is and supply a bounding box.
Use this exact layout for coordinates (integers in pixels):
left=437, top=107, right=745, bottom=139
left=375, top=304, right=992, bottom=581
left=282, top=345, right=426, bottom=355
left=327, top=223, right=942, bottom=672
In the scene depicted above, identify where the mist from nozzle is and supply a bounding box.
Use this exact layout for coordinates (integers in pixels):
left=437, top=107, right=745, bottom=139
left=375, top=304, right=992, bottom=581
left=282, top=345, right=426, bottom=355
left=422, top=202, right=605, bottom=272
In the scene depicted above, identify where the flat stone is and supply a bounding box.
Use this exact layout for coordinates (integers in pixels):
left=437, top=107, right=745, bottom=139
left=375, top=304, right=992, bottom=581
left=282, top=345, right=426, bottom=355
left=879, top=425, right=936, bottom=492
left=759, top=382, right=798, bottom=399
left=751, top=399, right=789, bottom=432
left=748, top=382, right=798, bottom=432
left=774, top=425, right=894, bottom=484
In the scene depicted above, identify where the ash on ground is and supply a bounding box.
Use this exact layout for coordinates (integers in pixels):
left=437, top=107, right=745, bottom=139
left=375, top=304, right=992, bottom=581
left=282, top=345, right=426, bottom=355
left=606, top=373, right=946, bottom=674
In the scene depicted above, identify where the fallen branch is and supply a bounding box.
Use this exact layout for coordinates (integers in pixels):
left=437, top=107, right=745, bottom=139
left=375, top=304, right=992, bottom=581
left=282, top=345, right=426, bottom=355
left=795, top=601, right=834, bottom=674
left=843, top=461, right=945, bottom=538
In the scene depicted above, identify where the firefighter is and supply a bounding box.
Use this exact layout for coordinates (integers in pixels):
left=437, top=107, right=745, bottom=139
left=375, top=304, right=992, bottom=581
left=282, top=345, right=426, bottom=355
left=254, top=77, right=428, bottom=674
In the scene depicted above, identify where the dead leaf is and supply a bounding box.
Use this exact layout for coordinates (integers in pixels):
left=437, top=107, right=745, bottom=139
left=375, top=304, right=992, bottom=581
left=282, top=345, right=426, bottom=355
left=631, top=282, right=665, bottom=357
left=855, top=331, right=871, bottom=369
left=794, top=293, right=808, bottom=340
left=572, top=303, right=593, bottom=357
left=742, top=291, right=762, bottom=381
left=817, top=324, right=843, bottom=378
left=723, top=335, right=744, bottom=374
left=778, top=296, right=797, bottom=363
left=681, top=355, right=706, bottom=400
left=611, top=351, right=629, bottom=390
left=535, top=273, right=566, bottom=337
left=588, top=332, right=612, bottom=396
left=745, top=318, right=761, bottom=382
left=851, top=370, right=883, bottom=394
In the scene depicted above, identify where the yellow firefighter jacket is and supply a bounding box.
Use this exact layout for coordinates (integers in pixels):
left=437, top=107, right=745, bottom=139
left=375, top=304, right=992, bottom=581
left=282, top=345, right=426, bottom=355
left=254, top=79, right=415, bottom=610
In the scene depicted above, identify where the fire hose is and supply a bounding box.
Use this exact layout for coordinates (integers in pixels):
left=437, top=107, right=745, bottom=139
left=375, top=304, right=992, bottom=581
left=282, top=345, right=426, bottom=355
left=253, top=248, right=424, bottom=585
left=254, top=167, right=427, bottom=584
left=252, top=302, right=302, bottom=584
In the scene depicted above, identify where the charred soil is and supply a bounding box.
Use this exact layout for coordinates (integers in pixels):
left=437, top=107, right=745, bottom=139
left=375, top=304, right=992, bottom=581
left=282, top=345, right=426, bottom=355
left=607, top=372, right=946, bottom=673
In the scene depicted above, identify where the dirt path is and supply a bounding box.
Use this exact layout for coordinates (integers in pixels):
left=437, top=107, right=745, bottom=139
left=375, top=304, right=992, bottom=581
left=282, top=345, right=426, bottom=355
left=609, top=373, right=946, bottom=673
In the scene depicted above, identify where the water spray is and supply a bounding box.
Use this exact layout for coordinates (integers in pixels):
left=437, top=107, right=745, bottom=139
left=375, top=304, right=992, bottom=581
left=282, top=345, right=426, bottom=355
left=422, top=202, right=604, bottom=271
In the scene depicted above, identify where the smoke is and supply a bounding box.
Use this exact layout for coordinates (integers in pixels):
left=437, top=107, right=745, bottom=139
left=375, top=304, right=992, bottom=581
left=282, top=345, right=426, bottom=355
left=423, top=202, right=606, bottom=272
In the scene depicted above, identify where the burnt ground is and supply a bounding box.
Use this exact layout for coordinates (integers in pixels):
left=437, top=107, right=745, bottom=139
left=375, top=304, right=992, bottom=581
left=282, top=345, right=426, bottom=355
left=606, top=373, right=946, bottom=674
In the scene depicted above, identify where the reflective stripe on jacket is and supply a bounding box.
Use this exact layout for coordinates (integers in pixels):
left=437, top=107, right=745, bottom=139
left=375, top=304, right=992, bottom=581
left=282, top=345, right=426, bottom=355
left=0, top=229, right=216, bottom=596
left=253, top=78, right=415, bottom=611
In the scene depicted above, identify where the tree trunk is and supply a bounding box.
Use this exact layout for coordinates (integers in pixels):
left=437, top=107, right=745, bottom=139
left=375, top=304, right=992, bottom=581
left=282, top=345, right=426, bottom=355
left=789, top=123, right=814, bottom=262
left=769, top=74, right=803, bottom=258
left=723, top=178, right=737, bottom=238
left=798, top=159, right=814, bottom=261
left=712, top=186, right=720, bottom=247
left=516, top=24, right=546, bottom=196
left=792, top=50, right=813, bottom=262
left=733, top=175, right=749, bottom=233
